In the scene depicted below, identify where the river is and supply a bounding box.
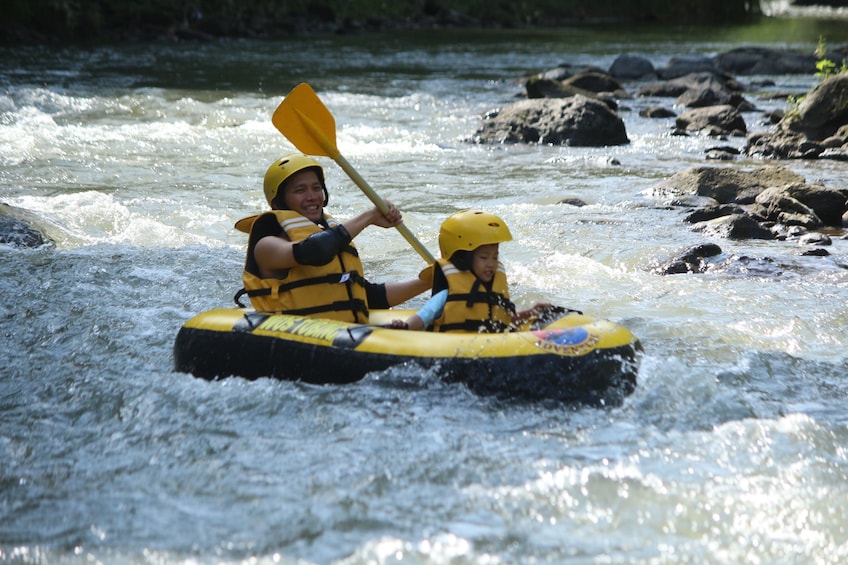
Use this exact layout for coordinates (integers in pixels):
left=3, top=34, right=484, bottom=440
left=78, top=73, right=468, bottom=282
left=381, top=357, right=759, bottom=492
left=1, top=19, right=847, bottom=565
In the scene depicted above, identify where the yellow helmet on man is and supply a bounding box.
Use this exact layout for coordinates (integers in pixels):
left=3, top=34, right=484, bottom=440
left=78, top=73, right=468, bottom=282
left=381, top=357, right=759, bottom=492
left=438, top=210, right=513, bottom=259
left=263, top=154, right=327, bottom=208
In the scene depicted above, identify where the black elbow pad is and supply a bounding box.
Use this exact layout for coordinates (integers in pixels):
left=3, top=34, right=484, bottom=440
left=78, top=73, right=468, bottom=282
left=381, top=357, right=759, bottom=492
left=292, top=225, right=352, bottom=266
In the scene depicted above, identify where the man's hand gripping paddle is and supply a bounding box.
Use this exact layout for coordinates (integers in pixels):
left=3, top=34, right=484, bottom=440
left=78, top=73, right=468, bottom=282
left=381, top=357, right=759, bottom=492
left=272, top=82, right=435, bottom=264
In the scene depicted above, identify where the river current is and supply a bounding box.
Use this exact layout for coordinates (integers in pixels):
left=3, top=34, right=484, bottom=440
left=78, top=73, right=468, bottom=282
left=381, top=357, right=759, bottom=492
left=1, top=22, right=847, bottom=565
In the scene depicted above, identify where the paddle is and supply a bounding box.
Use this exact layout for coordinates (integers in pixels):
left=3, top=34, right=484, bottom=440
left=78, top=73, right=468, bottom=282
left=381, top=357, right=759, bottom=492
left=272, top=82, right=435, bottom=264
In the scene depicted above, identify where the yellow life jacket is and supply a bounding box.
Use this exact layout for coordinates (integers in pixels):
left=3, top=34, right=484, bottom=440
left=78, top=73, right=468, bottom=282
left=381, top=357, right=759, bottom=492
left=431, top=258, right=515, bottom=333
left=238, top=210, right=369, bottom=323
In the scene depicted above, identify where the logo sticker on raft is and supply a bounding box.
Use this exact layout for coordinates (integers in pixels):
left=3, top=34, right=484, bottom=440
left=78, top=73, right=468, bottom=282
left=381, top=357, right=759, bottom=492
left=256, top=315, right=371, bottom=348
left=532, top=327, right=599, bottom=356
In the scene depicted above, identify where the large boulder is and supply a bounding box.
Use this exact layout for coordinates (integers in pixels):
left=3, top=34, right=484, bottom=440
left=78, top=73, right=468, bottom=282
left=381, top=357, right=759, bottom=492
left=560, top=71, right=628, bottom=99
left=472, top=96, right=629, bottom=146
left=648, top=165, right=848, bottom=243
left=609, top=54, right=656, bottom=80
left=750, top=186, right=824, bottom=229
left=639, top=72, right=751, bottom=110
left=691, top=213, right=775, bottom=240
left=675, top=105, right=747, bottom=136
left=745, top=130, right=826, bottom=159
left=754, top=182, right=848, bottom=226
left=781, top=71, right=848, bottom=141
left=744, top=72, right=848, bottom=160
left=525, top=70, right=627, bottom=109
left=646, top=165, right=805, bottom=204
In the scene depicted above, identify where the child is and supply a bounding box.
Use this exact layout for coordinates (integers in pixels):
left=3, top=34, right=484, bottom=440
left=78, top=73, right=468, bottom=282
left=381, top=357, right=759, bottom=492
left=392, top=210, right=553, bottom=332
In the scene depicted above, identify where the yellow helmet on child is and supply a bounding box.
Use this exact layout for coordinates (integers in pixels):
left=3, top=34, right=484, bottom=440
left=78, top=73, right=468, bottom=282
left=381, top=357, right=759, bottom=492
left=438, top=210, right=513, bottom=259
left=263, top=154, right=327, bottom=207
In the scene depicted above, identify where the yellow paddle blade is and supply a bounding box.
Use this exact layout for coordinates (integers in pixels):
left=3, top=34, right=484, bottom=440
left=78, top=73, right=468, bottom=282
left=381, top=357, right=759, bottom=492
left=270, top=82, right=436, bottom=265
left=272, top=83, right=339, bottom=158
left=233, top=214, right=259, bottom=234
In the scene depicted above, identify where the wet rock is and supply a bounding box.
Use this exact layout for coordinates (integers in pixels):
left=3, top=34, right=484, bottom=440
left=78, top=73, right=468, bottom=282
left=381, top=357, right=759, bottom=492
left=677, top=87, right=754, bottom=111
left=525, top=70, right=627, bottom=108
left=653, top=243, right=723, bottom=275
left=819, top=147, right=848, bottom=161
left=0, top=205, right=53, bottom=248
left=676, top=105, right=747, bottom=136
left=691, top=214, right=775, bottom=240
left=664, top=195, right=719, bottom=208
left=683, top=204, right=747, bottom=223
left=751, top=186, right=824, bottom=229
left=608, top=54, right=656, bottom=80
left=526, top=77, right=590, bottom=99
left=800, top=247, right=830, bottom=256
left=705, top=146, right=741, bottom=160
left=557, top=197, right=588, bottom=207
left=799, top=232, right=832, bottom=246
left=746, top=72, right=848, bottom=160
left=745, top=130, right=824, bottom=159
left=638, top=71, right=750, bottom=111
left=472, top=96, right=629, bottom=147
left=822, top=135, right=845, bottom=148
left=782, top=72, right=848, bottom=141
left=525, top=77, right=619, bottom=110
left=534, top=65, right=577, bottom=82
left=714, top=46, right=817, bottom=75
left=762, top=109, right=785, bottom=124
left=782, top=182, right=848, bottom=226
left=648, top=164, right=848, bottom=243
left=647, top=165, right=804, bottom=205
left=657, top=56, right=719, bottom=79
left=639, top=106, right=676, bottom=118
left=561, top=71, right=629, bottom=99
left=640, top=71, right=741, bottom=96
left=768, top=223, right=810, bottom=241
left=709, top=254, right=782, bottom=278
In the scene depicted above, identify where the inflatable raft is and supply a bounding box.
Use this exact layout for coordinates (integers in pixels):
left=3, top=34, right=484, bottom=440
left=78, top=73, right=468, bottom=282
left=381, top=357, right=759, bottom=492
left=173, top=307, right=641, bottom=405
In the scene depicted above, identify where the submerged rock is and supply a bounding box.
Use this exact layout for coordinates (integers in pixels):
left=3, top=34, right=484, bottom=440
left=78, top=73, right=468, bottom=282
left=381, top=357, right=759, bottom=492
left=0, top=204, right=54, bottom=248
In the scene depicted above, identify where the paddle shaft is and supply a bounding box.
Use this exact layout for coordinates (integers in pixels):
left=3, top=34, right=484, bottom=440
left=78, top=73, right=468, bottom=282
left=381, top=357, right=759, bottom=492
left=334, top=153, right=434, bottom=264
left=293, top=107, right=435, bottom=264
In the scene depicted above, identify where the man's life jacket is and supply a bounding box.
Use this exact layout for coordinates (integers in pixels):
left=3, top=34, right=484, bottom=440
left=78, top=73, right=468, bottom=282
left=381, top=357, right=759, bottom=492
left=431, top=258, right=515, bottom=333
left=237, top=210, right=369, bottom=323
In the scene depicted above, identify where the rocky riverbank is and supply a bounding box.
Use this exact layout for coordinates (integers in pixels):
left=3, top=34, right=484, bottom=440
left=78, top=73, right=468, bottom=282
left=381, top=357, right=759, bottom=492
left=468, top=44, right=848, bottom=276
left=3, top=43, right=847, bottom=286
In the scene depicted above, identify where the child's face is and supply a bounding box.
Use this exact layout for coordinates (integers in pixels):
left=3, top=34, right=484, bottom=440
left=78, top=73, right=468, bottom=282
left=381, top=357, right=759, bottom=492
left=471, top=243, right=499, bottom=283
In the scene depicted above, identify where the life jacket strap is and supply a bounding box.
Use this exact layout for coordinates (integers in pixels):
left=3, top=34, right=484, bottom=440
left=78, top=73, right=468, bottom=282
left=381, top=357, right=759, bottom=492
left=239, top=270, right=366, bottom=301
left=446, top=291, right=515, bottom=313
left=234, top=287, right=250, bottom=308
left=283, top=299, right=369, bottom=318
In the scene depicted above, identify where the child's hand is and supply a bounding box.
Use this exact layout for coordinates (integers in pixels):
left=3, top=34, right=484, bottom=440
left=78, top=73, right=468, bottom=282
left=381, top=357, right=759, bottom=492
left=390, top=319, right=409, bottom=329
left=529, top=303, right=556, bottom=317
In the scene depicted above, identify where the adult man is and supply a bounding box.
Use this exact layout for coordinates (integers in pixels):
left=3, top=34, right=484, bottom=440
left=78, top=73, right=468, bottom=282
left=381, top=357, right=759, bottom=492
left=235, top=154, right=428, bottom=322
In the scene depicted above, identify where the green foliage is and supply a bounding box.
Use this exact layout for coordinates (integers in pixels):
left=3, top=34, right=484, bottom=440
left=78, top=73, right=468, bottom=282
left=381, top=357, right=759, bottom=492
left=785, top=36, right=848, bottom=120
left=814, top=35, right=848, bottom=80
left=2, top=0, right=764, bottom=43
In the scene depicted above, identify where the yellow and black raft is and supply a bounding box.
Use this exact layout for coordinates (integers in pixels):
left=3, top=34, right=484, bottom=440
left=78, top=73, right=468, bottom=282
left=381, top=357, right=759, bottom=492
left=173, top=306, right=641, bottom=405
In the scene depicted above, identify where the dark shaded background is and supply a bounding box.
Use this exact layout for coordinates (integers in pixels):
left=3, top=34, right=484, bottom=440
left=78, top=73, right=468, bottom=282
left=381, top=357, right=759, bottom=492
left=2, top=0, right=783, bottom=44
